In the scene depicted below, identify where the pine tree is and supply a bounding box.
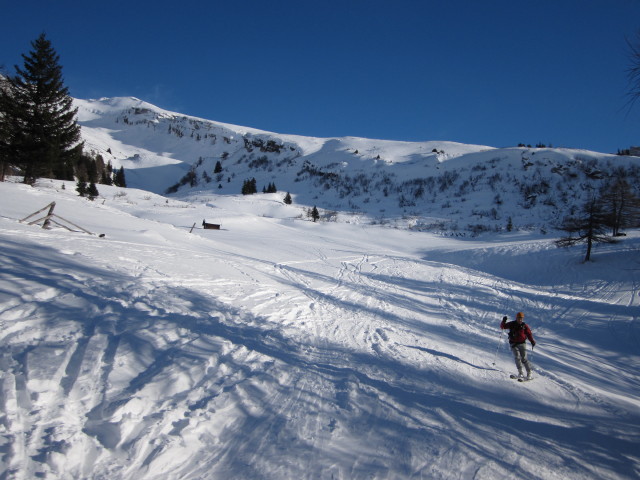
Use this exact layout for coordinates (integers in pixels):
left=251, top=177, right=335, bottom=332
left=262, top=182, right=275, bottom=193
left=242, top=178, right=257, bottom=195
left=3, top=33, right=82, bottom=183
left=283, top=192, right=292, bottom=205
left=100, top=166, right=113, bottom=185
left=113, top=166, right=126, bottom=187
left=311, top=206, right=320, bottom=222
left=87, top=157, right=98, bottom=184
left=0, top=74, right=15, bottom=181
left=76, top=179, right=87, bottom=197
left=87, top=181, right=99, bottom=200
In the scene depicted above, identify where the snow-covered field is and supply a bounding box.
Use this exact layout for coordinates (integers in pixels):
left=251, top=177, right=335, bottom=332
left=1, top=178, right=639, bottom=479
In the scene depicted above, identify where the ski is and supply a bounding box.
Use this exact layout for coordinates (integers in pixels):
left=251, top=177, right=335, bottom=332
left=510, top=374, right=533, bottom=382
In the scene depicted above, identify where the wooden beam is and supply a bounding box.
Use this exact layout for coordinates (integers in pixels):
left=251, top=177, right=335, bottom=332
left=20, top=202, right=56, bottom=223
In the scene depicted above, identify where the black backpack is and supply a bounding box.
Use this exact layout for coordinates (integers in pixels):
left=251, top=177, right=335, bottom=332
left=508, top=322, right=526, bottom=342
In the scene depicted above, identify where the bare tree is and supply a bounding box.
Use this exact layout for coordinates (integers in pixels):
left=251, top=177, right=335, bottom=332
left=556, top=196, right=617, bottom=262
left=626, top=29, right=640, bottom=111
left=599, top=174, right=640, bottom=236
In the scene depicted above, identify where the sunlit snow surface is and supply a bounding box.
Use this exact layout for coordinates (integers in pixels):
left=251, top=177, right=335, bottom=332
left=0, top=178, right=638, bottom=479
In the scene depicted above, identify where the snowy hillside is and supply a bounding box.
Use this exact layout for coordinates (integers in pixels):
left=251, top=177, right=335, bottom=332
left=75, top=97, right=640, bottom=235
left=1, top=178, right=638, bottom=479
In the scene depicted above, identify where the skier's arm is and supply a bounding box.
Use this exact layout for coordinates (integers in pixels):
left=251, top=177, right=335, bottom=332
left=500, top=316, right=509, bottom=329
left=526, top=325, right=536, bottom=346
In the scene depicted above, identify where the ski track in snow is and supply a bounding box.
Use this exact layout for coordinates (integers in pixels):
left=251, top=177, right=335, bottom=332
left=0, top=181, right=639, bottom=479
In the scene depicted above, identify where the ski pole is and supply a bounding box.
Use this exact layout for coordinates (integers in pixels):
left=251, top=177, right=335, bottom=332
left=492, top=328, right=505, bottom=366
left=492, top=315, right=508, bottom=366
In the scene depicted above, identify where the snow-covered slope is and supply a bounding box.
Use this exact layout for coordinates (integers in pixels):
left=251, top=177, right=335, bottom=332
left=75, top=97, right=640, bottom=235
left=1, top=179, right=638, bottom=479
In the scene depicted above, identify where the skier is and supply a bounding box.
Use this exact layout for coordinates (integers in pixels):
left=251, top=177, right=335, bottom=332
left=501, top=312, right=536, bottom=380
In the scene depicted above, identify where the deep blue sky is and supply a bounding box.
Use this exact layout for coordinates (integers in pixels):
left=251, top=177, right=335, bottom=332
left=2, top=0, right=640, bottom=153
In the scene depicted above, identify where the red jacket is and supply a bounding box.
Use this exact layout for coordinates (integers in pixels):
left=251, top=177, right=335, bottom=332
left=501, top=319, right=535, bottom=346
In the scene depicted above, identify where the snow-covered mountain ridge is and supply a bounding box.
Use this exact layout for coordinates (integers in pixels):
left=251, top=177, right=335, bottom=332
left=75, top=97, right=640, bottom=233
